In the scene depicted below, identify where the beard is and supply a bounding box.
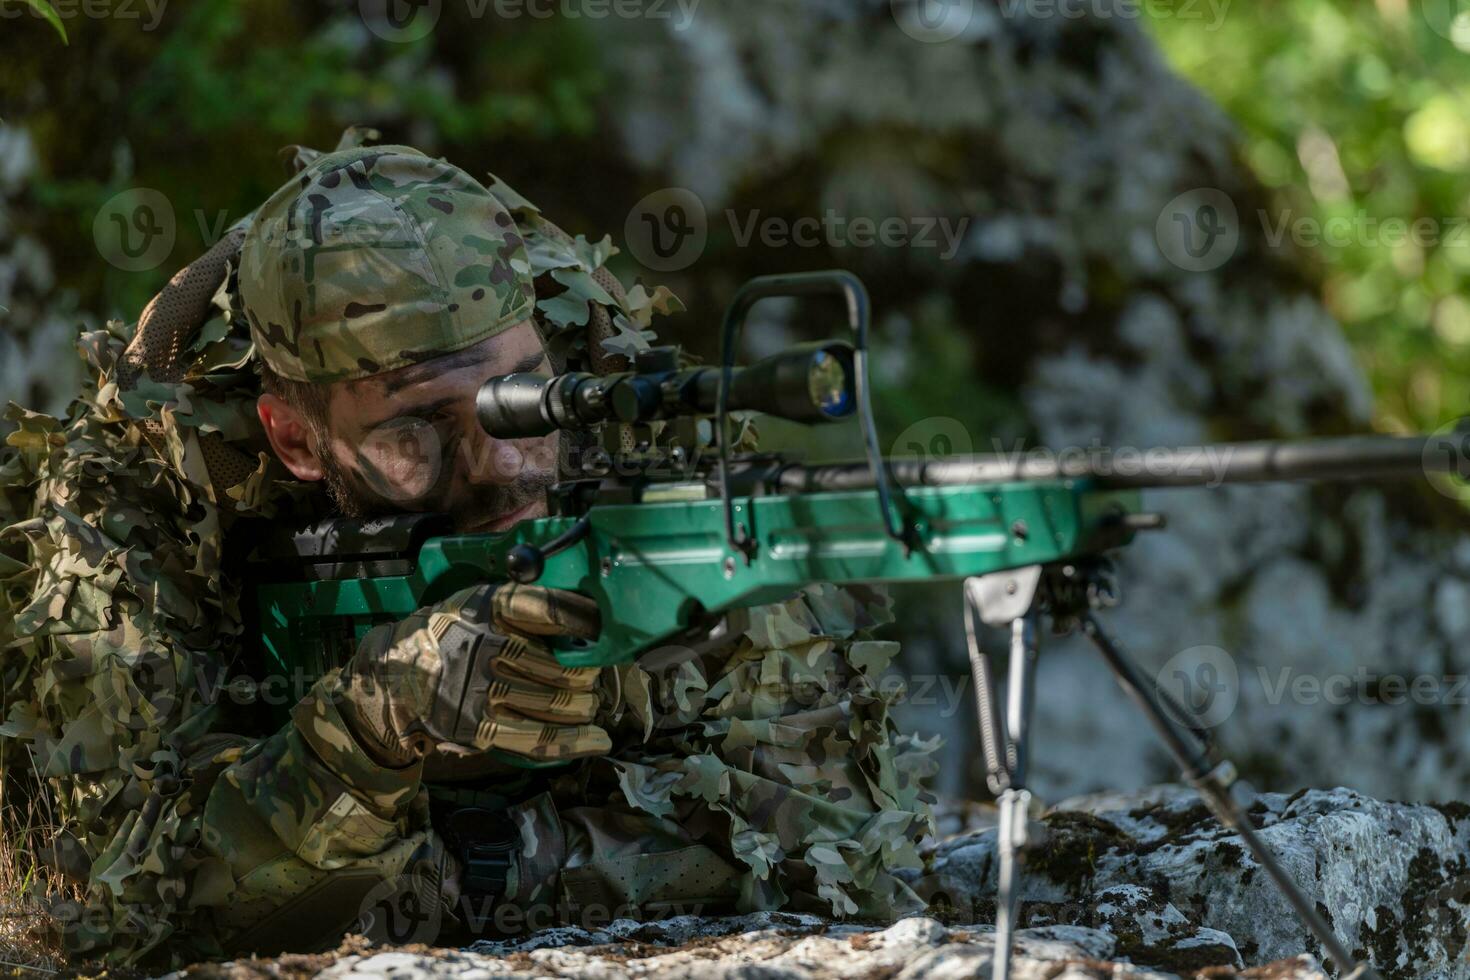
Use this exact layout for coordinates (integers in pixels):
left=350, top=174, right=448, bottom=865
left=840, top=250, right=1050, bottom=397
left=317, top=439, right=557, bottom=532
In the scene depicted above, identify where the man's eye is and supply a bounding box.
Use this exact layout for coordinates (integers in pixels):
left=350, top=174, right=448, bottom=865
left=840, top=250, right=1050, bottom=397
left=377, top=417, right=434, bottom=436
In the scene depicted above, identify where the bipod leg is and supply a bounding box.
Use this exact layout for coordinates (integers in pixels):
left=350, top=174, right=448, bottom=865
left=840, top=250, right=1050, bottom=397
left=963, top=567, right=1042, bottom=980
left=1079, top=612, right=1379, bottom=980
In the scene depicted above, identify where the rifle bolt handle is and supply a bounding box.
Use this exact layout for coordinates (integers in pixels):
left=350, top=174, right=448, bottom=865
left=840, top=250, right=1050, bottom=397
left=506, top=544, right=546, bottom=584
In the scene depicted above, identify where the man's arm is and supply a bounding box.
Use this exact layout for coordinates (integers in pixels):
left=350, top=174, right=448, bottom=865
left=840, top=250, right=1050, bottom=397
left=196, top=673, right=438, bottom=955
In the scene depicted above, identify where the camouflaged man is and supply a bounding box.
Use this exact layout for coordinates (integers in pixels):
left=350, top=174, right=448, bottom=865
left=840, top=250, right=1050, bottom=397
left=0, top=134, right=936, bottom=966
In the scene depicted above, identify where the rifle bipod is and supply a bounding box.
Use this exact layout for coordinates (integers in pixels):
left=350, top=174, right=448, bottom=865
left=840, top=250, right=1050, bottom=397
left=962, top=563, right=1380, bottom=980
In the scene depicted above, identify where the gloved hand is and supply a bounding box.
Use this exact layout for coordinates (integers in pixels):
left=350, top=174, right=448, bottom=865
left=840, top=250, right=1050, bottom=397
left=336, top=582, right=610, bottom=769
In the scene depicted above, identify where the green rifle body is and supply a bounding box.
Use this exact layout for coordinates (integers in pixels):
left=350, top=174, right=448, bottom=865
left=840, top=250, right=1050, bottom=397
left=251, top=479, right=1140, bottom=686
left=248, top=429, right=1456, bottom=688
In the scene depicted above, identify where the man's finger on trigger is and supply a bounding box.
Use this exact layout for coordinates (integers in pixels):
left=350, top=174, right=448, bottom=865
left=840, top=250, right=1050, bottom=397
left=487, top=681, right=599, bottom=725
left=493, top=584, right=601, bottom=641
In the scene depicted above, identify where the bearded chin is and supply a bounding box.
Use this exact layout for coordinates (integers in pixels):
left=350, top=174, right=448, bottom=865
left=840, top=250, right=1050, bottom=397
left=319, top=452, right=391, bottom=520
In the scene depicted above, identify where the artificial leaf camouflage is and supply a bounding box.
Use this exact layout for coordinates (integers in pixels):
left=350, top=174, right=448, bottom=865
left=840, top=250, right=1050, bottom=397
left=481, top=173, right=659, bottom=366
left=0, top=300, right=343, bottom=964
left=0, top=136, right=935, bottom=968
left=240, top=146, right=537, bottom=384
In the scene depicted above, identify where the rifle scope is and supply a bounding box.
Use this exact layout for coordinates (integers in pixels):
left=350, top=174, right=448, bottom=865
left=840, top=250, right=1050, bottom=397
left=477, top=341, right=856, bottom=439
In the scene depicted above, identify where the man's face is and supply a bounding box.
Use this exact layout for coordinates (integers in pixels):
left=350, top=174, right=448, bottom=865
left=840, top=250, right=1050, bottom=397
left=266, top=319, right=559, bottom=532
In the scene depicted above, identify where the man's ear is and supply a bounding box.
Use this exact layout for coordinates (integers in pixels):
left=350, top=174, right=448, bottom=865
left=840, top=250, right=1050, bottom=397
left=257, top=393, right=326, bottom=482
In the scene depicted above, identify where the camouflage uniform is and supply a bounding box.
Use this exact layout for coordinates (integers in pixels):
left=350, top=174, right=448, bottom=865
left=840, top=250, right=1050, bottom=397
left=0, top=136, right=936, bottom=967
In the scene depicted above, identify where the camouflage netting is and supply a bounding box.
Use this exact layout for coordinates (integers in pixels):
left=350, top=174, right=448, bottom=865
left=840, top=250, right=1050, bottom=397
left=0, top=132, right=936, bottom=965
left=7, top=0, right=1466, bottom=809
left=0, top=271, right=293, bottom=961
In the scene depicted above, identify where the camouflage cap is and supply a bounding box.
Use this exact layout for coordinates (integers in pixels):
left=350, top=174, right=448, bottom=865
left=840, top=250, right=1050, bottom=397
left=239, top=144, right=535, bottom=384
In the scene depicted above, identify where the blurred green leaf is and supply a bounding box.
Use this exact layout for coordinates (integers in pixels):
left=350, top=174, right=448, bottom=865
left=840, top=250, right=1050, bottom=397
left=1145, top=4, right=1470, bottom=432
left=11, top=0, right=67, bottom=43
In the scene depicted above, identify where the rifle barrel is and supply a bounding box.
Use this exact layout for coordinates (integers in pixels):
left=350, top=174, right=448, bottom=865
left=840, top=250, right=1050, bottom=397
left=776, top=434, right=1467, bottom=492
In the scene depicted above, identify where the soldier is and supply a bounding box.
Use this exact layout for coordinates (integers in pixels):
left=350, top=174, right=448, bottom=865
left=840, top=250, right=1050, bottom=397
left=0, top=135, right=936, bottom=966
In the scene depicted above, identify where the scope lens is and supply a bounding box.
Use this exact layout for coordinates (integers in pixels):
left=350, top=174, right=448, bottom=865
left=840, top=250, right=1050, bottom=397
left=808, top=350, right=854, bottom=418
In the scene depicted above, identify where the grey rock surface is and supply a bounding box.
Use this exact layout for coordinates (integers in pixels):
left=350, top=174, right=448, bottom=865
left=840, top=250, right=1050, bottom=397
left=302, top=913, right=1325, bottom=980
left=918, top=785, right=1470, bottom=978
left=159, top=785, right=1470, bottom=980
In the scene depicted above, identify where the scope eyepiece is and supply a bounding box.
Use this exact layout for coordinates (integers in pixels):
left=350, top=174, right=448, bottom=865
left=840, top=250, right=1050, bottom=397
left=475, top=372, right=559, bottom=439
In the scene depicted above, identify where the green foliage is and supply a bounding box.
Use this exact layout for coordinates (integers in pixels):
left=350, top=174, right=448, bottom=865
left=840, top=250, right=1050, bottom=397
left=1144, top=3, right=1470, bottom=433
left=2, top=0, right=604, bottom=319
left=5, top=0, right=1467, bottom=441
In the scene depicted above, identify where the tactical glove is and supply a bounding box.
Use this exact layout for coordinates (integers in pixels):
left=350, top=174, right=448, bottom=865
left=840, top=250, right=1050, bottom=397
left=336, top=583, right=609, bottom=769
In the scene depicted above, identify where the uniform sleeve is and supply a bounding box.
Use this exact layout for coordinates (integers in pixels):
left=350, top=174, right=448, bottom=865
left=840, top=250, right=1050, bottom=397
left=197, top=672, right=437, bottom=955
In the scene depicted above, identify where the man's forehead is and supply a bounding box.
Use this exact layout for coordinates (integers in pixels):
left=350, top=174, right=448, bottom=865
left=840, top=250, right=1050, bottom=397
left=344, top=324, right=545, bottom=401
left=349, top=343, right=494, bottom=400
